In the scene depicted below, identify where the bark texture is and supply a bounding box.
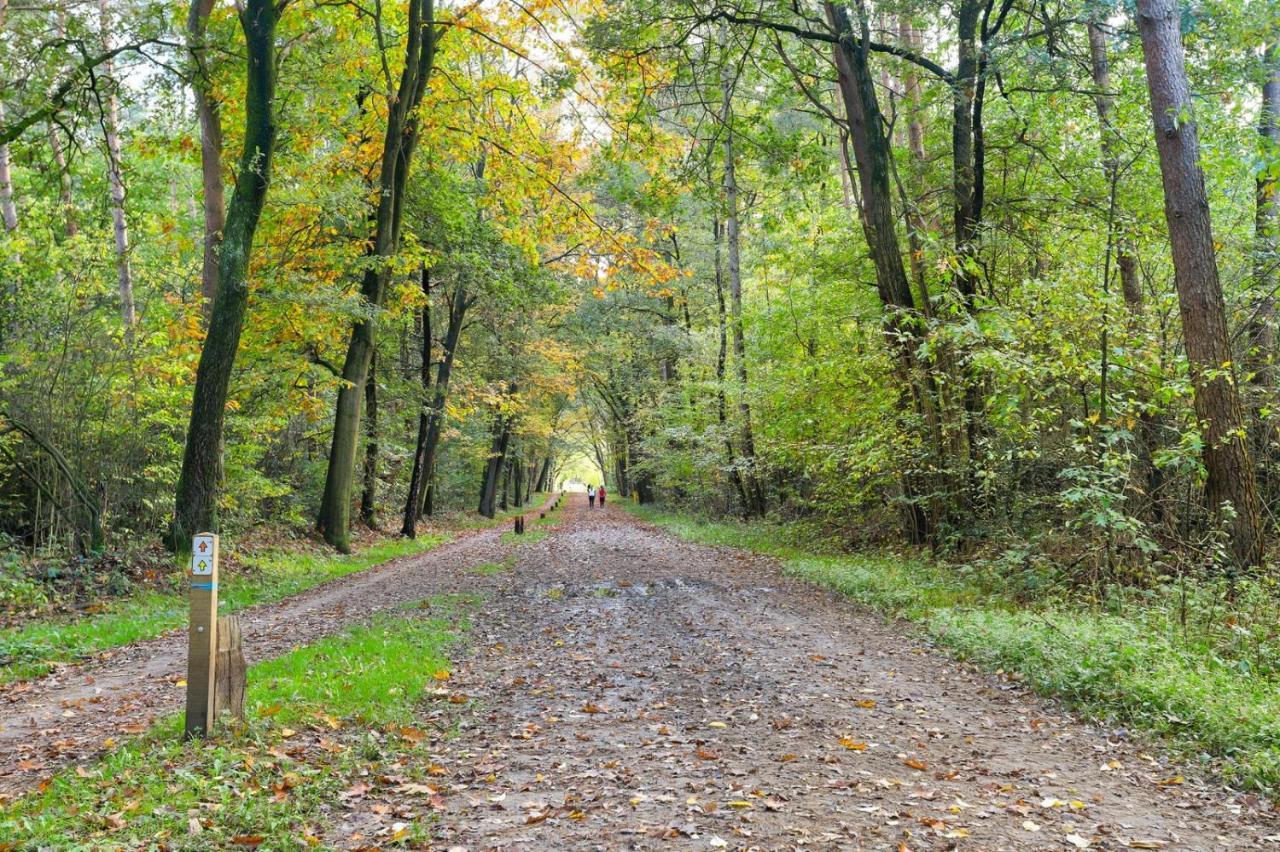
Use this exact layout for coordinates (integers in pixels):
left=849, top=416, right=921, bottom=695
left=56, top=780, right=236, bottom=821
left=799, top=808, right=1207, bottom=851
left=188, top=0, right=225, bottom=310
left=719, top=43, right=766, bottom=517
left=1247, top=41, right=1280, bottom=487
left=170, top=0, right=279, bottom=548
left=1137, top=0, right=1264, bottom=568
left=318, top=0, right=438, bottom=551
left=99, top=0, right=135, bottom=331
left=825, top=0, right=930, bottom=544
left=402, top=284, right=469, bottom=533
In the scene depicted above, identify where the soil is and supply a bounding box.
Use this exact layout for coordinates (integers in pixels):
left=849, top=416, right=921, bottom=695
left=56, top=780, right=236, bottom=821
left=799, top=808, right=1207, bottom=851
left=4, top=495, right=1279, bottom=850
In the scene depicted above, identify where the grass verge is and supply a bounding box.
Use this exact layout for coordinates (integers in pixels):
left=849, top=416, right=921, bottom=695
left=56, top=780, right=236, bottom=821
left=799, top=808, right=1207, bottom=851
left=500, top=529, right=548, bottom=546
left=625, top=502, right=1280, bottom=795
left=0, top=595, right=473, bottom=848
left=0, top=534, right=448, bottom=686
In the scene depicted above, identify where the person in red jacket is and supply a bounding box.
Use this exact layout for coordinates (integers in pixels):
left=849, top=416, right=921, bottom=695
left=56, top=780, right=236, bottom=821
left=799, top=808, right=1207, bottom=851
left=598, top=484, right=607, bottom=506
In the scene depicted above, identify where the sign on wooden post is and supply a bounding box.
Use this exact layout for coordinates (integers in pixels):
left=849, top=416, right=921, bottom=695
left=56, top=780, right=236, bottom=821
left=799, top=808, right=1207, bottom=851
left=184, top=532, right=219, bottom=740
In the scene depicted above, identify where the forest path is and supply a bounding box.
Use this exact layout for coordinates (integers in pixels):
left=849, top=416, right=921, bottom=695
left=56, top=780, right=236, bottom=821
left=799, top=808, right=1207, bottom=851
left=349, top=497, right=1278, bottom=851
left=2, top=497, right=1278, bottom=849
left=0, top=499, right=553, bottom=799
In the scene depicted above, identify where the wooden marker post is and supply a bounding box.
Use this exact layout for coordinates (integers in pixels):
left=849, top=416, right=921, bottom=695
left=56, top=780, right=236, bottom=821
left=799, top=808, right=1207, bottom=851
left=184, top=532, right=219, bottom=739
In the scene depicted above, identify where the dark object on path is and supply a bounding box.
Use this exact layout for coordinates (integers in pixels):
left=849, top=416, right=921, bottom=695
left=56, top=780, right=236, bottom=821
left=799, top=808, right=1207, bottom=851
left=514, top=517, right=525, bottom=535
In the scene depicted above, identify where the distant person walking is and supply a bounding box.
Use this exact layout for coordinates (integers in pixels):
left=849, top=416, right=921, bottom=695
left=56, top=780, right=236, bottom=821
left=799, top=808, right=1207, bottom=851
left=587, top=484, right=596, bottom=508
left=598, top=484, right=606, bottom=506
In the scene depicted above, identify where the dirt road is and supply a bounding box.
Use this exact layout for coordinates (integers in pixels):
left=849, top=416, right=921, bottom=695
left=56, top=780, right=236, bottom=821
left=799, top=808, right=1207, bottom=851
left=4, top=496, right=1279, bottom=849
left=353, top=499, right=1280, bottom=850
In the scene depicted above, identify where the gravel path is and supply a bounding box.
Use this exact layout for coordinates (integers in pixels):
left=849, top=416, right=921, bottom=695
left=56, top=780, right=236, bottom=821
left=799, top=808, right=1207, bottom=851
left=359, top=497, right=1278, bottom=850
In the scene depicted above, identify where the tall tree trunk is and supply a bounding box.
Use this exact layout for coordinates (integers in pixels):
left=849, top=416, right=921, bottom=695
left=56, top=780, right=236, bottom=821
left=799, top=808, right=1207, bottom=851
left=318, top=0, right=438, bottom=551
left=1136, top=0, right=1265, bottom=568
left=478, top=401, right=513, bottom=518
left=512, top=453, right=524, bottom=507
left=952, top=0, right=981, bottom=311
left=402, top=268, right=433, bottom=536
left=359, top=349, right=379, bottom=528
left=720, top=38, right=766, bottom=517
left=47, top=124, right=75, bottom=238
left=413, top=285, right=468, bottom=522
left=713, top=214, right=750, bottom=514
left=0, top=0, right=16, bottom=234
left=99, top=0, right=135, bottom=332
left=0, top=104, right=14, bottom=232
left=899, top=18, right=928, bottom=310
left=535, top=455, right=552, bottom=492
left=47, top=11, right=75, bottom=238
left=1088, top=22, right=1142, bottom=312
left=1248, top=41, right=1280, bottom=490
left=188, top=0, right=224, bottom=311
left=825, top=0, right=931, bottom=544
left=170, top=0, right=279, bottom=549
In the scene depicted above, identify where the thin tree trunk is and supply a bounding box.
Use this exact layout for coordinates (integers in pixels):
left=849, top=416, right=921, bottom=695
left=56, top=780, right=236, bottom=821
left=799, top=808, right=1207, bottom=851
left=415, top=285, right=468, bottom=520
left=825, top=0, right=932, bottom=544
left=359, top=350, right=379, bottom=528
left=46, top=10, right=75, bottom=238
left=188, top=0, right=224, bottom=311
left=1248, top=41, right=1280, bottom=489
left=478, top=402, right=513, bottom=518
left=1137, top=0, right=1265, bottom=568
left=720, top=37, right=766, bottom=517
left=402, top=268, right=433, bottom=537
left=0, top=103, right=15, bottom=232
left=713, top=214, right=749, bottom=515
left=0, top=1, right=15, bottom=233
left=318, top=0, right=438, bottom=551
left=899, top=18, right=928, bottom=311
left=170, top=0, right=279, bottom=549
left=512, top=453, right=524, bottom=507
left=535, top=455, right=552, bottom=492
left=1089, top=18, right=1159, bottom=515
left=99, top=0, right=135, bottom=332
left=1088, top=22, right=1141, bottom=313
left=47, top=124, right=75, bottom=238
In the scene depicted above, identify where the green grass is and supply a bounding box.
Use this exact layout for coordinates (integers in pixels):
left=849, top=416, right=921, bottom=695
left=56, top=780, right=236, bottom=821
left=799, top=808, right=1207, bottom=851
left=470, top=556, right=514, bottom=575
left=626, top=503, right=1280, bottom=795
left=500, top=529, right=548, bottom=546
left=0, top=534, right=448, bottom=686
left=1, top=596, right=472, bottom=848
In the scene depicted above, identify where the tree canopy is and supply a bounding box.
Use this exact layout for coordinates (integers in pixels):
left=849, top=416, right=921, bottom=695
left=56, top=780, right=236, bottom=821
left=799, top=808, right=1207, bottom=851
left=0, top=0, right=1277, bottom=584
